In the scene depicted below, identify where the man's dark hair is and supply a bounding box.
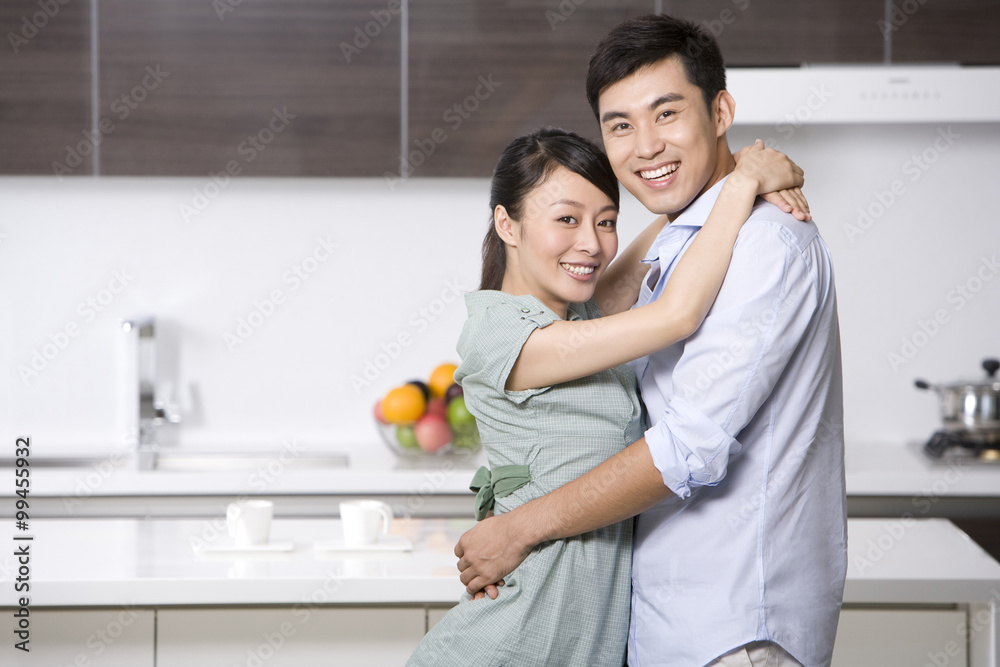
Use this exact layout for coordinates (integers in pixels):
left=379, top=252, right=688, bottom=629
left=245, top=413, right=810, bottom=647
left=586, top=14, right=727, bottom=120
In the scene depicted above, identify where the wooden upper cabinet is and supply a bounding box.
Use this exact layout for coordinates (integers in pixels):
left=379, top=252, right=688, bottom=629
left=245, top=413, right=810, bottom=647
left=890, top=0, right=1000, bottom=64
left=405, top=0, right=655, bottom=178
left=0, top=0, right=92, bottom=175
left=662, top=0, right=885, bottom=66
left=2, top=1, right=996, bottom=177
left=97, top=0, right=400, bottom=176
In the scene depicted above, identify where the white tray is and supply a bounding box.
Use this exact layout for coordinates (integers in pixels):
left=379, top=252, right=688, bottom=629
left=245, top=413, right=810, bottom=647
left=313, top=537, right=413, bottom=552
left=193, top=540, right=295, bottom=554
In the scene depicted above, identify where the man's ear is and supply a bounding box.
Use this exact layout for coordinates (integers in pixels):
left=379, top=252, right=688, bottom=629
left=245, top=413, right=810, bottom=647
left=713, top=90, right=736, bottom=137
left=494, top=205, right=518, bottom=246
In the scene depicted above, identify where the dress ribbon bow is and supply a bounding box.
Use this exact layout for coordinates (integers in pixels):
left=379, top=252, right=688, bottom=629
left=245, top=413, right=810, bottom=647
left=469, top=465, right=531, bottom=521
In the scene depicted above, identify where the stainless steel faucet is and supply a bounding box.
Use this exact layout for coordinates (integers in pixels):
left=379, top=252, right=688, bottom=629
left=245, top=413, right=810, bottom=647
left=122, top=316, right=180, bottom=470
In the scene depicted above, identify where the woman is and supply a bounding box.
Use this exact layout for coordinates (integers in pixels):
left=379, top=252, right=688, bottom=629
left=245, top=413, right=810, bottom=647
left=407, top=128, right=805, bottom=666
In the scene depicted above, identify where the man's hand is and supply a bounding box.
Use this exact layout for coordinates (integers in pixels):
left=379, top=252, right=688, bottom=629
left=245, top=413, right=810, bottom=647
left=455, top=512, right=534, bottom=596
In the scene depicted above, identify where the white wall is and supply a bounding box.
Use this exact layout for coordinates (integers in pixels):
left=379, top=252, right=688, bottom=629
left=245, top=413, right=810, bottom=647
left=2, top=122, right=998, bottom=459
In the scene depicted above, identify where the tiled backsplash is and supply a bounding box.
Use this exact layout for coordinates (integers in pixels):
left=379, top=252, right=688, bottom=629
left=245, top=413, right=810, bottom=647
left=3, top=123, right=999, bottom=459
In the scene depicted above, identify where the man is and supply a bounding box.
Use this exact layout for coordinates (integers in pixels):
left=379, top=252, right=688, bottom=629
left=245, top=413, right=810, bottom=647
left=455, top=14, right=846, bottom=667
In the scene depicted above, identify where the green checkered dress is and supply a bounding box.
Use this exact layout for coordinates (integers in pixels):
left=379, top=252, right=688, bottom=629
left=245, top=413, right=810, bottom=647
left=407, top=291, right=645, bottom=667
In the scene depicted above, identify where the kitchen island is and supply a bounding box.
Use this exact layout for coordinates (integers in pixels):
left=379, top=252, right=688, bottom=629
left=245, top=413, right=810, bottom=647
left=2, top=517, right=998, bottom=666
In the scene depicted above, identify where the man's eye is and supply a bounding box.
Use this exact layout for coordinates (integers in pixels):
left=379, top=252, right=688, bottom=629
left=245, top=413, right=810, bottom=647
left=658, top=110, right=675, bottom=119
left=611, top=123, right=629, bottom=132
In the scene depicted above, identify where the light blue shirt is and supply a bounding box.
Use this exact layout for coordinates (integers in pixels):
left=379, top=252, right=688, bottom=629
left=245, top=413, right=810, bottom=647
left=628, top=177, right=847, bottom=667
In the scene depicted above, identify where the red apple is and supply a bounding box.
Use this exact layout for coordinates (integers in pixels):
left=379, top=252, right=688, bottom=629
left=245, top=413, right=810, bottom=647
left=373, top=400, right=389, bottom=425
left=426, top=397, right=448, bottom=419
left=415, top=413, right=451, bottom=453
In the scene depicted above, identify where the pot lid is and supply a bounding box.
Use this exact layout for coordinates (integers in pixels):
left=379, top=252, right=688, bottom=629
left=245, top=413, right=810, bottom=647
left=916, top=358, right=1000, bottom=392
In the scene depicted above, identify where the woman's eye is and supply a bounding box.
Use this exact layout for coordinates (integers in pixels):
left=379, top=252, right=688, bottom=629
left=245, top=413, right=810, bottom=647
left=557, top=216, right=577, bottom=224
left=598, top=219, right=618, bottom=229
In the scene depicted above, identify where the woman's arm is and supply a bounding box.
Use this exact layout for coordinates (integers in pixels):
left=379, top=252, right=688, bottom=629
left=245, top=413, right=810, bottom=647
left=592, top=214, right=668, bottom=316
left=593, top=143, right=809, bottom=319
left=506, top=142, right=803, bottom=391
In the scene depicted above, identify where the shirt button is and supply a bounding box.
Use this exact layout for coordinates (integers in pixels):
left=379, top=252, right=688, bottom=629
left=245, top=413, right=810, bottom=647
left=520, top=308, right=530, bottom=313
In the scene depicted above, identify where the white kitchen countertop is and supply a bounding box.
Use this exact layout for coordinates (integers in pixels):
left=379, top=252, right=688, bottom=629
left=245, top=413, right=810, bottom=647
left=10, top=440, right=1000, bottom=500
left=5, top=517, right=999, bottom=610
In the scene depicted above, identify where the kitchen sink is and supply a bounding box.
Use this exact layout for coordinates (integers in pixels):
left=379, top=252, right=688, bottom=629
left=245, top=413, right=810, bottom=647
left=0, top=451, right=350, bottom=471
left=152, top=451, right=350, bottom=471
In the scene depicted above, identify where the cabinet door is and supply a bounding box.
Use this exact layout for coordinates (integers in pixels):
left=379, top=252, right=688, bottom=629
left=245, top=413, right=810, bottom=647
left=664, top=0, right=885, bottom=66
left=97, top=0, right=400, bottom=176
left=0, top=0, right=93, bottom=175
left=891, top=0, right=1000, bottom=64
left=832, top=608, right=967, bottom=667
left=406, top=0, right=654, bottom=178
left=157, top=607, right=426, bottom=667
left=10, top=609, right=155, bottom=667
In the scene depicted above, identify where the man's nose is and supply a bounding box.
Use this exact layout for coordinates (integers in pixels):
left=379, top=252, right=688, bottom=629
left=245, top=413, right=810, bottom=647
left=634, top=124, right=664, bottom=160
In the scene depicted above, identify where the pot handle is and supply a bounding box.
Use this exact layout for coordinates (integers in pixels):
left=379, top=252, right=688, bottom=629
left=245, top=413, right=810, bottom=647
left=914, top=379, right=933, bottom=390
left=984, top=359, right=999, bottom=378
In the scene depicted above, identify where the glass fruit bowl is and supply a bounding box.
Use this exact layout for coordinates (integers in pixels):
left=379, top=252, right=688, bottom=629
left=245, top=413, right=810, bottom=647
left=374, top=366, right=482, bottom=458
left=374, top=417, right=481, bottom=458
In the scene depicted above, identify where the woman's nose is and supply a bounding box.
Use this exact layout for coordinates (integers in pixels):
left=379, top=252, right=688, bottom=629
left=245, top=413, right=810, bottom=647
left=574, top=223, right=601, bottom=255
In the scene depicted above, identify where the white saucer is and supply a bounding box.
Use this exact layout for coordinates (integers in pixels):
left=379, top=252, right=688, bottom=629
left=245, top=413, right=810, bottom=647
left=313, top=537, right=413, bottom=552
left=193, top=540, right=295, bottom=554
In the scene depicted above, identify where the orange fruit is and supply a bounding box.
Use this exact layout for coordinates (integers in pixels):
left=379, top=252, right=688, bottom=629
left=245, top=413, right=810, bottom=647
left=428, top=363, right=459, bottom=398
left=381, top=385, right=426, bottom=424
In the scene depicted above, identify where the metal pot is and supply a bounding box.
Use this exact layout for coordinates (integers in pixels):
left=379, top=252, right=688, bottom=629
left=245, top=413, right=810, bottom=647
left=915, top=358, right=1000, bottom=435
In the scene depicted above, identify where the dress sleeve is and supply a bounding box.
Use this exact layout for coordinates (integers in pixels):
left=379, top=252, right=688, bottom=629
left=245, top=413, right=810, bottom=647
left=457, top=299, right=558, bottom=405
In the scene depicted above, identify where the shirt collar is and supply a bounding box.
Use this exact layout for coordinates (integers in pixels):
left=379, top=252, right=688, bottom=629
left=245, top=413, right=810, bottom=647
left=642, top=174, right=730, bottom=264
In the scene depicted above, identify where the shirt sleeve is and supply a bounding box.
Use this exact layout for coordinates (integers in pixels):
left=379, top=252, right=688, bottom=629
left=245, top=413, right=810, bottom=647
left=645, top=223, right=821, bottom=499
left=457, top=298, right=558, bottom=405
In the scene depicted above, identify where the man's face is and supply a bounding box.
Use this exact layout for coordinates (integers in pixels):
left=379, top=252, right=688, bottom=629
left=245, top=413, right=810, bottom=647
left=597, top=56, right=730, bottom=219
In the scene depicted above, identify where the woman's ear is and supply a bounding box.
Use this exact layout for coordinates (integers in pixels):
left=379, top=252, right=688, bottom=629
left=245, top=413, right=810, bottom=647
left=494, top=205, right=518, bottom=246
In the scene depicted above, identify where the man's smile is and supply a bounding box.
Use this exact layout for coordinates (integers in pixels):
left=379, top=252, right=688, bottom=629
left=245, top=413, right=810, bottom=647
left=638, top=162, right=679, bottom=182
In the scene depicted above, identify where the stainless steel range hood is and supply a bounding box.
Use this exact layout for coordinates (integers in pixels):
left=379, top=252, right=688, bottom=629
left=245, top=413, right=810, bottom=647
left=726, top=65, right=1000, bottom=125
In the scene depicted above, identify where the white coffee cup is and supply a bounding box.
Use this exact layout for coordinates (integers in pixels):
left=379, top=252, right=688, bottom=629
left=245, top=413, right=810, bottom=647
left=226, top=500, right=273, bottom=547
left=339, top=500, right=393, bottom=547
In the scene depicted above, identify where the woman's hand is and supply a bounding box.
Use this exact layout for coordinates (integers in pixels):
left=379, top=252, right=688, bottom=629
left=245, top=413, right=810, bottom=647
left=732, top=140, right=811, bottom=221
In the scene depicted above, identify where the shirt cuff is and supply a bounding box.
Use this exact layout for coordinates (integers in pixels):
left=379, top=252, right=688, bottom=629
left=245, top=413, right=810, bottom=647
left=644, top=396, right=743, bottom=499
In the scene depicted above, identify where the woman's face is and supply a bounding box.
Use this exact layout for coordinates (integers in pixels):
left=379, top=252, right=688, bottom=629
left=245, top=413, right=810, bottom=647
left=500, top=166, right=619, bottom=318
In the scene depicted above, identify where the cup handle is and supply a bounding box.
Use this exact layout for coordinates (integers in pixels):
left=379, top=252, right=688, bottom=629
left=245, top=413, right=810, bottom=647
left=374, top=501, right=393, bottom=536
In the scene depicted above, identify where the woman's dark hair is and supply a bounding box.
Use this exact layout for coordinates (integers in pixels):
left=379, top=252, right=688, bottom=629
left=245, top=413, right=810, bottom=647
left=480, top=128, right=619, bottom=291
left=586, top=14, right=726, bottom=119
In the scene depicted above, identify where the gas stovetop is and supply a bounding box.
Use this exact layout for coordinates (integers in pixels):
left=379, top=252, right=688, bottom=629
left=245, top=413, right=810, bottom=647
left=924, top=429, right=1000, bottom=462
